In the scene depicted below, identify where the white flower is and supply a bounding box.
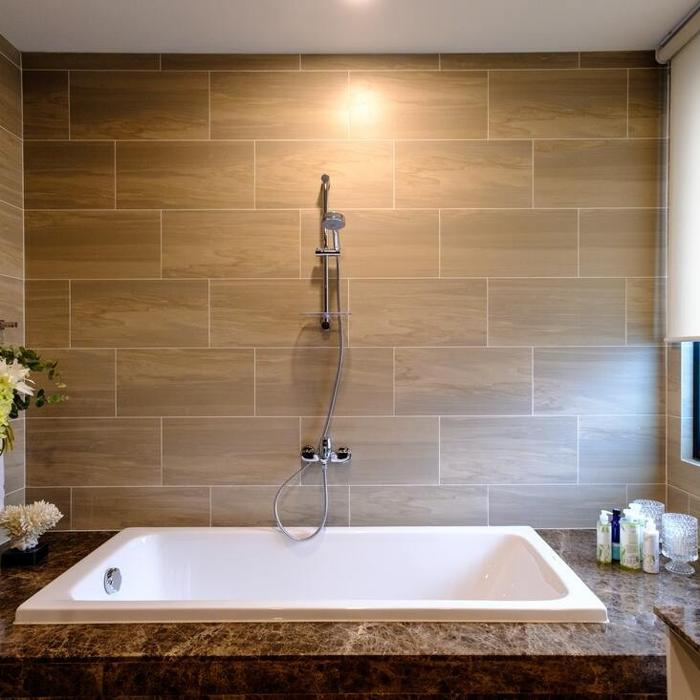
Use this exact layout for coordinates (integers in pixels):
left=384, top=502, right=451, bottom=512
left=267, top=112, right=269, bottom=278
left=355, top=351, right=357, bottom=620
left=0, top=359, right=34, bottom=397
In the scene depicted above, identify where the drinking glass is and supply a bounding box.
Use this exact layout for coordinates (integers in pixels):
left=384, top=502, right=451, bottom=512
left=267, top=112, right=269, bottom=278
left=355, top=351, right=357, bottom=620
left=632, top=499, right=665, bottom=540
left=661, top=513, right=698, bottom=575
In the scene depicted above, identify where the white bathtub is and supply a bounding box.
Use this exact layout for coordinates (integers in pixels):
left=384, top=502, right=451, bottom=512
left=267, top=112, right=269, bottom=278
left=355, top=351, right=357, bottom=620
left=15, top=526, right=607, bottom=624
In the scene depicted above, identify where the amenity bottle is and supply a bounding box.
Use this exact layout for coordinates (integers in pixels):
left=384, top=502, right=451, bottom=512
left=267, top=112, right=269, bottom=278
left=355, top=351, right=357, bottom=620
left=620, top=504, right=643, bottom=570
left=642, top=518, right=660, bottom=574
left=596, top=510, right=612, bottom=564
left=611, top=509, right=622, bottom=562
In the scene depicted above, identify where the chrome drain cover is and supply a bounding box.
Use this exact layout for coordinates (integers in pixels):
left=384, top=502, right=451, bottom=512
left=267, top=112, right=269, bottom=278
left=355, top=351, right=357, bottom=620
left=103, top=567, right=122, bottom=595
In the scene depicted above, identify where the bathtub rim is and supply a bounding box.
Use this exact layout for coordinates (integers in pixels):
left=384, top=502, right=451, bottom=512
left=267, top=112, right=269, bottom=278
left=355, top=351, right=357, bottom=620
left=14, top=525, right=609, bottom=625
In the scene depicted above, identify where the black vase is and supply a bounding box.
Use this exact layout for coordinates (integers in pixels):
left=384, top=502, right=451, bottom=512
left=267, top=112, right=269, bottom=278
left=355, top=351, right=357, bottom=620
left=0, top=541, right=48, bottom=568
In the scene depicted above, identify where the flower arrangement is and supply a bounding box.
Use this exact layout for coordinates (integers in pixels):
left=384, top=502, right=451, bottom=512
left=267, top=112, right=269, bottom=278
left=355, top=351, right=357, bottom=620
left=0, top=346, right=66, bottom=454
left=0, top=500, right=63, bottom=550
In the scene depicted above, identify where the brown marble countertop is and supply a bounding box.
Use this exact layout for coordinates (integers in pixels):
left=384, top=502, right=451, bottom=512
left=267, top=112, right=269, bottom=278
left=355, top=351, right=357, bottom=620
left=0, top=529, right=697, bottom=697
left=655, top=605, right=700, bottom=654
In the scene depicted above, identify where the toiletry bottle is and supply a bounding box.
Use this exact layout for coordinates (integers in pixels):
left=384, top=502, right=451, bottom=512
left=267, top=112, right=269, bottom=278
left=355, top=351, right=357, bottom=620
left=620, top=506, right=642, bottom=570
left=642, top=518, right=660, bottom=574
left=611, top=508, right=622, bottom=562
left=596, top=510, right=612, bottom=564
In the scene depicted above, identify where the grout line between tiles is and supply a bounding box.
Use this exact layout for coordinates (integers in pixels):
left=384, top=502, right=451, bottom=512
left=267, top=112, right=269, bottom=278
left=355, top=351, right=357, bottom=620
left=67, top=70, right=71, bottom=140
left=625, top=68, right=630, bottom=138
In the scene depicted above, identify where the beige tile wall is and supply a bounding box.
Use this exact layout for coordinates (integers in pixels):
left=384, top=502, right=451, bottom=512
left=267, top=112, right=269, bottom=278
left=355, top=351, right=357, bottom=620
left=0, top=32, right=23, bottom=508
left=20, top=50, right=668, bottom=529
left=667, top=343, right=700, bottom=518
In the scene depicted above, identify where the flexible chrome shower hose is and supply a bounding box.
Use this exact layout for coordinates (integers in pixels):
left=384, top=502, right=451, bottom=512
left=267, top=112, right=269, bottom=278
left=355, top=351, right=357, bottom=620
left=273, top=254, right=345, bottom=541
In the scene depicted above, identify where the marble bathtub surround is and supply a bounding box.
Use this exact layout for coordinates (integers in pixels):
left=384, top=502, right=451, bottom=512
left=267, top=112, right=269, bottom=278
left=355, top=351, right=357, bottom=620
left=19, top=50, right=668, bottom=529
left=0, top=529, right=697, bottom=697
left=0, top=32, right=23, bottom=508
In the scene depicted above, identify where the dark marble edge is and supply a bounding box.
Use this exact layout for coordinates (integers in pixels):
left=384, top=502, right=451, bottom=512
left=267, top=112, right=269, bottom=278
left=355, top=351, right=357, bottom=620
left=0, top=529, right=696, bottom=665
left=654, top=605, right=700, bottom=654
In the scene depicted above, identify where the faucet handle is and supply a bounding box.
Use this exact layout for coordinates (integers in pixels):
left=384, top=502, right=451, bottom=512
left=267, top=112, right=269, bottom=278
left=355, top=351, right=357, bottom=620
left=332, top=447, right=351, bottom=464
left=300, top=445, right=319, bottom=463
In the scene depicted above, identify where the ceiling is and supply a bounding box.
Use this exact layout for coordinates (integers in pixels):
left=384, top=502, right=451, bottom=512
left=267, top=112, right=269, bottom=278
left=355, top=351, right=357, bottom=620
left=0, top=0, right=696, bottom=54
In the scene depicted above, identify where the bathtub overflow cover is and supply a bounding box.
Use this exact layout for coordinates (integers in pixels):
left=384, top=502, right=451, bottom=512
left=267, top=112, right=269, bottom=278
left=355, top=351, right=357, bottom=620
left=104, top=567, right=122, bottom=595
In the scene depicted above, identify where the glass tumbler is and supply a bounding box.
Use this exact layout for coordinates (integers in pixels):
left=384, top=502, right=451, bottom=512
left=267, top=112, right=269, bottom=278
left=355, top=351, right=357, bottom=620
left=632, top=499, right=665, bottom=541
left=661, top=513, right=698, bottom=575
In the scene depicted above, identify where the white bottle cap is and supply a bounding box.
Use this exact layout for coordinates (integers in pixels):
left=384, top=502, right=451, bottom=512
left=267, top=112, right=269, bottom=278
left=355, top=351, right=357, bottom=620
left=599, top=509, right=611, bottom=524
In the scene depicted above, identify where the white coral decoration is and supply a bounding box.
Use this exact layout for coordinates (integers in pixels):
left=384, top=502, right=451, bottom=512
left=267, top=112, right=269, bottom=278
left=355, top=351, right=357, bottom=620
left=0, top=500, right=63, bottom=551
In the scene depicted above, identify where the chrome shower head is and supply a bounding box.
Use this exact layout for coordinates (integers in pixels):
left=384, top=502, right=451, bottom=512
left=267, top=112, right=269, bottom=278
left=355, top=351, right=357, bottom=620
left=322, top=211, right=345, bottom=231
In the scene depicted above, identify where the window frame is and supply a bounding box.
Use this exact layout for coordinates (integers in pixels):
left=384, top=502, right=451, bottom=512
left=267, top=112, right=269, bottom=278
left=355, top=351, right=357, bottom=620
left=693, top=342, right=700, bottom=461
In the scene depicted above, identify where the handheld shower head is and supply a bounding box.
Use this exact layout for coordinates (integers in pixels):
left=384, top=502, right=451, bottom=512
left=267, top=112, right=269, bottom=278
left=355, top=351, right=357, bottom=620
left=321, top=173, right=330, bottom=190
left=322, top=211, right=345, bottom=231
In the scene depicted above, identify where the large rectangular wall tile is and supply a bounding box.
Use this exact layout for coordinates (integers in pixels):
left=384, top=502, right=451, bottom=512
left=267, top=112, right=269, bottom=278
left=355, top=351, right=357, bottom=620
left=668, top=342, right=692, bottom=419
left=116, top=141, right=254, bottom=209
left=25, top=280, right=69, bottom=347
left=348, top=71, right=487, bottom=139
left=668, top=485, right=690, bottom=514
left=300, top=416, right=439, bottom=485
left=163, top=417, right=298, bottom=485
left=440, top=416, right=577, bottom=484
left=70, top=71, right=209, bottom=139
left=349, top=485, right=487, bottom=526
left=301, top=54, right=438, bottom=70
left=30, top=349, right=115, bottom=418
left=22, top=71, right=69, bottom=138
left=0, top=201, right=22, bottom=278
left=579, top=51, right=657, bottom=68
left=163, top=210, right=300, bottom=279
left=441, top=53, right=578, bottom=70
left=0, top=53, right=21, bottom=136
left=300, top=209, right=439, bottom=278
left=534, top=139, right=663, bottom=208
left=579, top=209, right=666, bottom=277
left=488, top=278, right=626, bottom=346
left=489, top=484, right=628, bottom=527
left=27, top=418, right=161, bottom=487
left=24, top=141, right=114, bottom=209
left=349, top=279, right=486, bottom=347
left=0, top=274, right=23, bottom=344
left=0, top=126, right=21, bottom=208
left=256, top=348, right=393, bottom=416
left=627, top=278, right=665, bottom=345
left=489, top=69, right=626, bottom=138
left=212, top=485, right=349, bottom=526
left=71, top=280, right=209, bottom=348
left=395, top=348, right=531, bottom=416
left=25, top=487, right=71, bottom=530
left=627, top=483, right=666, bottom=503
left=210, top=279, right=347, bottom=348
left=579, top=415, right=664, bottom=484
left=440, top=209, right=577, bottom=278
left=534, top=347, right=665, bottom=415
left=395, top=140, right=532, bottom=208
left=163, top=54, right=299, bottom=70
left=211, top=71, right=347, bottom=139
left=4, top=419, right=24, bottom=493
left=0, top=33, right=20, bottom=66
left=23, top=53, right=160, bottom=70
left=255, top=141, right=392, bottom=209
left=668, top=416, right=700, bottom=496
left=117, top=349, right=254, bottom=416
left=629, top=69, right=667, bottom=138
left=26, top=210, right=161, bottom=279
left=72, top=487, right=210, bottom=529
